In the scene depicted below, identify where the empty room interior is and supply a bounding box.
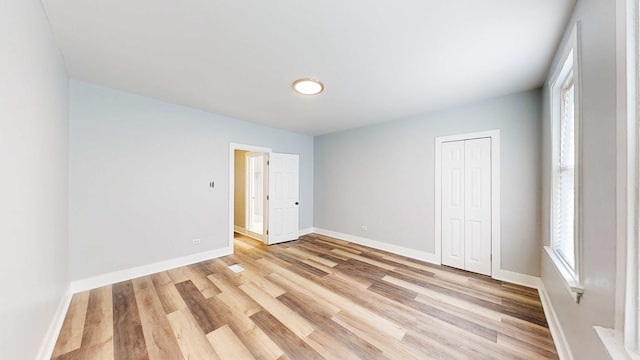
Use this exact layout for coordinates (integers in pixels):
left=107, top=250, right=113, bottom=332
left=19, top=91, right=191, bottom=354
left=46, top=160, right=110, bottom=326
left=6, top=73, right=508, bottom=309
left=3, top=0, right=639, bottom=359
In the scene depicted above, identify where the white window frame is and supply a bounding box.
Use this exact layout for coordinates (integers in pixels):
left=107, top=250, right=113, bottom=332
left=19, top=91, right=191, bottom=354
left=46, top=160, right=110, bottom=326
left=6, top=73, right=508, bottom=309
left=596, top=0, right=640, bottom=358
left=626, top=0, right=640, bottom=354
left=545, top=22, right=584, bottom=303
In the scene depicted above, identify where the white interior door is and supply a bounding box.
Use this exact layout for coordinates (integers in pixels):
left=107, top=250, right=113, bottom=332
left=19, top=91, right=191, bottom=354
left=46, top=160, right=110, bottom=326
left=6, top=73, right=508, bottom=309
left=268, top=153, right=299, bottom=244
left=441, top=138, right=492, bottom=275
left=441, top=141, right=466, bottom=270
left=464, top=138, right=492, bottom=275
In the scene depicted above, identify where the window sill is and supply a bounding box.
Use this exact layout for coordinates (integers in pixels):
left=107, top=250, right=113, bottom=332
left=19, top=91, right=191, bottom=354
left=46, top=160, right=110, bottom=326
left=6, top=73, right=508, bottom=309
left=594, top=326, right=638, bottom=360
left=544, top=246, right=584, bottom=303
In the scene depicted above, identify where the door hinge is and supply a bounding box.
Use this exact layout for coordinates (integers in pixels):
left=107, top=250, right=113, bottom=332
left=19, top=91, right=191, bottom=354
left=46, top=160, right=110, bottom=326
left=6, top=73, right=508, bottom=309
left=267, top=160, right=270, bottom=165
left=267, top=195, right=269, bottom=200
left=266, top=229, right=269, bottom=235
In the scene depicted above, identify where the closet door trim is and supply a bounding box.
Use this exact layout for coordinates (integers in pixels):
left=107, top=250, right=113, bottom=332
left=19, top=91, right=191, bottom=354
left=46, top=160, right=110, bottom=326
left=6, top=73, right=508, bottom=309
left=435, top=130, right=500, bottom=277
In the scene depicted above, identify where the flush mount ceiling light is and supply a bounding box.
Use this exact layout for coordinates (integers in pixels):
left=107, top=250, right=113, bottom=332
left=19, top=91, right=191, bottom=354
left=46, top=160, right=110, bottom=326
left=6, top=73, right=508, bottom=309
left=292, top=78, right=324, bottom=95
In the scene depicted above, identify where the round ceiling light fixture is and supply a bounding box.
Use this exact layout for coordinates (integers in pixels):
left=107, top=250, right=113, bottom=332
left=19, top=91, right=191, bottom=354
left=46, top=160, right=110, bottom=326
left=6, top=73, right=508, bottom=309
left=292, top=78, right=324, bottom=95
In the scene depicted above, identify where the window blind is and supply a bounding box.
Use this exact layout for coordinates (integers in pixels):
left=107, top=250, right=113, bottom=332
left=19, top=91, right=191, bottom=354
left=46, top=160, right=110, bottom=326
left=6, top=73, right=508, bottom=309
left=553, top=79, right=576, bottom=271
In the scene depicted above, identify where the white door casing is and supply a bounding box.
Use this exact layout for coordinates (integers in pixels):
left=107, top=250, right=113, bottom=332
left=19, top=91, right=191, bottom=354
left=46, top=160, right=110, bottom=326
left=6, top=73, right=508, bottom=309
left=439, top=137, right=493, bottom=276
left=268, top=153, right=299, bottom=244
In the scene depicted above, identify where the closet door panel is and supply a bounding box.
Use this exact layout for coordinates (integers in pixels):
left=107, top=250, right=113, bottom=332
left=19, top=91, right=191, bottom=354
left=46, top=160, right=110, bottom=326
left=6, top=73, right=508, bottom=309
left=463, top=138, right=492, bottom=276
left=441, top=141, right=466, bottom=270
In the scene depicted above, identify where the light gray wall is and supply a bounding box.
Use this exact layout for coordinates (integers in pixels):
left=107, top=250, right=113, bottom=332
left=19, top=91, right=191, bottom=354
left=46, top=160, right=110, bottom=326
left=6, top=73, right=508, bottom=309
left=234, top=150, right=248, bottom=228
left=315, top=90, right=542, bottom=276
left=0, top=0, right=69, bottom=359
left=69, top=81, right=313, bottom=280
left=540, top=0, right=617, bottom=358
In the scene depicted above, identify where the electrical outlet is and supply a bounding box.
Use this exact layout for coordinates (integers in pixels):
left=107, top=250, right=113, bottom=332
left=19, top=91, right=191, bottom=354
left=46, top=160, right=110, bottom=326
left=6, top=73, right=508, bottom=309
left=192, top=238, right=201, bottom=245
left=361, top=225, right=368, bottom=231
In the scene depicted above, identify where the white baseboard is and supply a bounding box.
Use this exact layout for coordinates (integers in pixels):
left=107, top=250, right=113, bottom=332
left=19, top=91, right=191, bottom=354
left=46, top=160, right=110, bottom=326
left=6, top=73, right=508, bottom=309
left=538, top=282, right=573, bottom=360
left=299, top=227, right=314, bottom=236
left=312, top=228, right=441, bottom=265
left=70, top=246, right=233, bottom=293
left=492, top=269, right=542, bottom=289
left=37, top=285, right=73, bottom=360
left=234, top=225, right=247, bottom=234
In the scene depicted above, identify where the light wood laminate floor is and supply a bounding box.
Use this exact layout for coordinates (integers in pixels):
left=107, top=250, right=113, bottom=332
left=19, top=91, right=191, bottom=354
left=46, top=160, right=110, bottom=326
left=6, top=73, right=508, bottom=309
left=51, top=233, right=557, bottom=359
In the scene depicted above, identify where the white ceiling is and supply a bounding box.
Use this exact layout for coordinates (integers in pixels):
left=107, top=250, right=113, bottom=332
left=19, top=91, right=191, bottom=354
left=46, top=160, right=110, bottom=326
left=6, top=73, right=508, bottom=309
left=42, top=0, right=575, bottom=135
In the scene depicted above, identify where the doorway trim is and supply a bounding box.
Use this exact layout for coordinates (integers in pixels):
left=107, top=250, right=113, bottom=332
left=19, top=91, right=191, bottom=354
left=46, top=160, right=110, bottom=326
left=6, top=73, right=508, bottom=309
left=229, top=143, right=272, bottom=252
left=434, top=130, right=501, bottom=277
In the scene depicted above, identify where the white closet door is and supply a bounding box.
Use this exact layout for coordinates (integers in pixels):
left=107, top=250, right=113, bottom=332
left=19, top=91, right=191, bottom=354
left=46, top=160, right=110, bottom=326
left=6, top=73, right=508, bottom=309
left=441, top=138, right=492, bottom=276
left=464, top=138, right=492, bottom=276
left=441, top=141, right=466, bottom=270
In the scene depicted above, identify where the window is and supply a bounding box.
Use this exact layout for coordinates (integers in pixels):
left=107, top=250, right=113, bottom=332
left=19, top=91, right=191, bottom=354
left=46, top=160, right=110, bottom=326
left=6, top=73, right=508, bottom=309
left=545, top=23, right=583, bottom=302
left=621, top=0, right=640, bottom=355
left=554, top=75, right=576, bottom=271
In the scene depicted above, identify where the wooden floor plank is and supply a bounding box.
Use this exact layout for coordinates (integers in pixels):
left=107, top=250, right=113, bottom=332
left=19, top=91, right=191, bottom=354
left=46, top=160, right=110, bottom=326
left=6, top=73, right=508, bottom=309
left=112, top=281, right=149, bottom=360
left=167, top=308, right=220, bottom=360
left=497, top=333, right=558, bottom=359
left=174, top=280, right=224, bottom=334
left=256, top=257, right=407, bottom=341
left=52, top=291, right=90, bottom=358
left=240, top=281, right=316, bottom=338
left=52, top=337, right=114, bottom=360
left=132, top=277, right=184, bottom=360
left=206, top=324, right=256, bottom=360
left=182, top=263, right=221, bottom=299
left=276, top=292, right=385, bottom=360
left=208, top=295, right=284, bottom=360
left=304, top=329, right=364, bottom=360
left=150, top=272, right=187, bottom=314
left=209, top=274, right=263, bottom=317
left=250, top=311, right=324, bottom=360
left=413, top=292, right=557, bottom=353
left=331, top=311, right=422, bottom=360
left=402, top=331, right=474, bottom=360
left=267, top=272, right=341, bottom=316
left=51, top=233, right=557, bottom=360
left=81, top=285, right=114, bottom=349
left=318, top=271, right=508, bottom=358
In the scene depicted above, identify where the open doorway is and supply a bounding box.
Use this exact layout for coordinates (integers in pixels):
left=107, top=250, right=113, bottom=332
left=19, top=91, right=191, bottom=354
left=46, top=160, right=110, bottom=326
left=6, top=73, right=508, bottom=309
left=229, top=143, right=272, bottom=250
left=228, top=142, right=301, bottom=251
left=234, top=150, right=268, bottom=243
left=246, top=152, right=267, bottom=236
